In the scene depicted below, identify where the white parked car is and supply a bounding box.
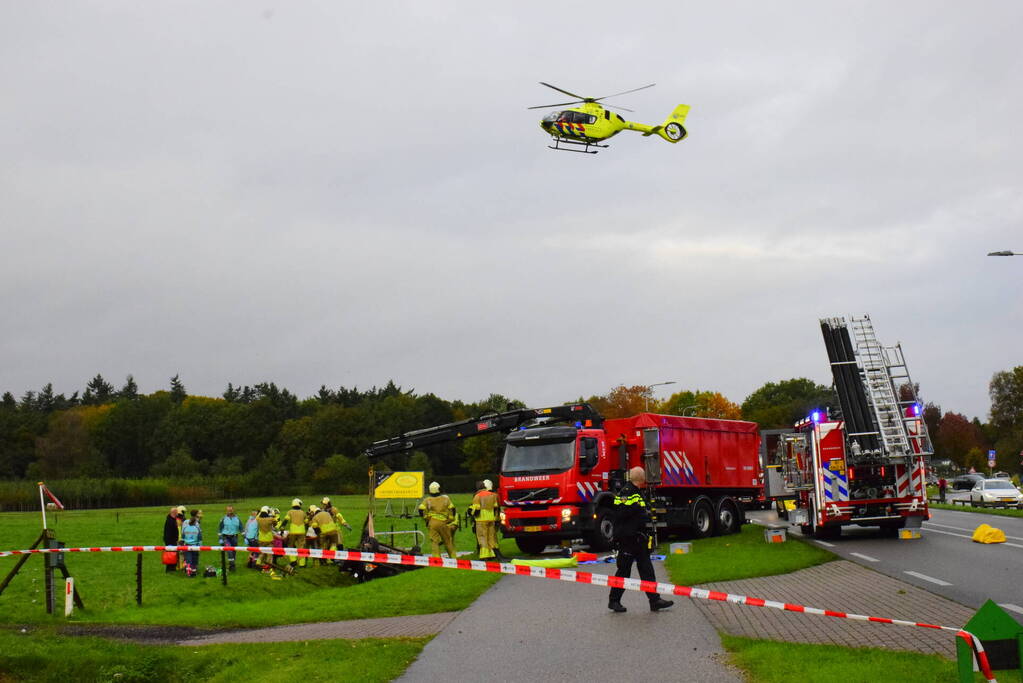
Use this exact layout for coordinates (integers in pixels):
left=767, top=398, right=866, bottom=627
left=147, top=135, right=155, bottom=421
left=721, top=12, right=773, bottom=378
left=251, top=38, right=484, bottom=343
left=970, top=479, right=1023, bottom=508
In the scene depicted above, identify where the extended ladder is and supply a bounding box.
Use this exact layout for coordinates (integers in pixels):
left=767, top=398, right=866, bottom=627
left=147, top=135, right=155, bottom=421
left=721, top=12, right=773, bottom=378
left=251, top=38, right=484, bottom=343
left=847, top=315, right=932, bottom=457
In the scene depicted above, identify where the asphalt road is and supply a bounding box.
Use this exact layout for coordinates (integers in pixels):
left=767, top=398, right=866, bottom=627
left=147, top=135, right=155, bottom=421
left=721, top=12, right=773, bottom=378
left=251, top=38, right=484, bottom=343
left=758, top=502, right=1023, bottom=626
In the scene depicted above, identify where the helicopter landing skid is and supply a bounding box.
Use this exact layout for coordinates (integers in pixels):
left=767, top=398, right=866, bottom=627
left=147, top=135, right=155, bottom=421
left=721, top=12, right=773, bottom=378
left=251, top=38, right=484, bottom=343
left=548, top=136, right=609, bottom=154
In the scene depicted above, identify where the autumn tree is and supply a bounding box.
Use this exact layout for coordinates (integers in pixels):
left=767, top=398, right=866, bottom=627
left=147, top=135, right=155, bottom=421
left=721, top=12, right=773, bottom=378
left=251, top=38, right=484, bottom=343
left=586, top=385, right=652, bottom=419
left=659, top=389, right=741, bottom=419
left=935, top=412, right=985, bottom=467
left=741, top=378, right=836, bottom=429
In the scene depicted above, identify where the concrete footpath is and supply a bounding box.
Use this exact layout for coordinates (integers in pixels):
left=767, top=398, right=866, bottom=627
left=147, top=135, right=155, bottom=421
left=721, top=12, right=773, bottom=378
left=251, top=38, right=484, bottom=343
left=399, top=560, right=741, bottom=683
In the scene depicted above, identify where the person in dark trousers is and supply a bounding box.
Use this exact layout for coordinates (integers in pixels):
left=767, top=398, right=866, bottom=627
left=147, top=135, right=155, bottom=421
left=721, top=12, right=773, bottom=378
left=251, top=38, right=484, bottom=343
left=938, top=477, right=948, bottom=503
left=163, top=507, right=182, bottom=573
left=218, top=505, right=242, bottom=571
left=608, top=466, right=673, bottom=613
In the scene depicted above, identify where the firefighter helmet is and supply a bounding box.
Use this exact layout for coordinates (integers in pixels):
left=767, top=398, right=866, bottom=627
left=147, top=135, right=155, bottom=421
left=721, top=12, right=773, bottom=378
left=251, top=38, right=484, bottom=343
left=291, top=498, right=302, bottom=508
left=429, top=481, right=441, bottom=494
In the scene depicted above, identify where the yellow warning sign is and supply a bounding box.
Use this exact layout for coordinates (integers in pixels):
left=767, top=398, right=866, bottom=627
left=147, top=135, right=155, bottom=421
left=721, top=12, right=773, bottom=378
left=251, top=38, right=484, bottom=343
left=374, top=471, right=424, bottom=499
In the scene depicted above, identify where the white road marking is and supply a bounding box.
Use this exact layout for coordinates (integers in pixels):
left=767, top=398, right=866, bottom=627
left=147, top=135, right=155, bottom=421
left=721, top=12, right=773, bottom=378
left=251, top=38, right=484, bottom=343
left=904, top=571, right=952, bottom=586
left=925, top=521, right=1023, bottom=541
left=814, top=540, right=836, bottom=548
left=850, top=552, right=880, bottom=563
left=999, top=603, right=1023, bottom=616
left=923, top=525, right=1023, bottom=549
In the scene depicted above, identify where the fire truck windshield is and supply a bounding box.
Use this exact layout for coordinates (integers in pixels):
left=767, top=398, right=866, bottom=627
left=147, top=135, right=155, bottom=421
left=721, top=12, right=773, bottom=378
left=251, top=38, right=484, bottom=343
left=501, top=440, right=575, bottom=475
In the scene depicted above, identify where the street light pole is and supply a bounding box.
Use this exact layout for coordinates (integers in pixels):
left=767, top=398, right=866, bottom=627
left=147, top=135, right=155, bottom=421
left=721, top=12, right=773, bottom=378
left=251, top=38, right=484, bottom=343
left=645, top=381, right=677, bottom=412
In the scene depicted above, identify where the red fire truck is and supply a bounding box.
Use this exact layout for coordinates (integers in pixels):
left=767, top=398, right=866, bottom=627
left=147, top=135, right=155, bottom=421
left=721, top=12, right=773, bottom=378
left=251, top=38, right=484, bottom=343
left=366, top=405, right=762, bottom=554
left=763, top=315, right=931, bottom=537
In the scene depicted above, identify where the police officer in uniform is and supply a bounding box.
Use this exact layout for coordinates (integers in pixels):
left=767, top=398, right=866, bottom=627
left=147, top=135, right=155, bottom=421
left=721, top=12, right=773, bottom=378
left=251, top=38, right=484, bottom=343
left=608, top=466, right=673, bottom=613
left=418, top=481, right=457, bottom=559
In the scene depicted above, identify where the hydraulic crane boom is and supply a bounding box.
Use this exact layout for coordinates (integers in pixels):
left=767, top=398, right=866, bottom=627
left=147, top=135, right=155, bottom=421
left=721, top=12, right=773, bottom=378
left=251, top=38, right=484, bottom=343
left=364, top=403, right=603, bottom=459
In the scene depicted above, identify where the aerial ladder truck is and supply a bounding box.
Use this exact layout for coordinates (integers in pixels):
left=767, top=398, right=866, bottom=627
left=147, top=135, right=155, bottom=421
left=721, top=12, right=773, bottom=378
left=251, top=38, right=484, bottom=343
left=763, top=315, right=933, bottom=538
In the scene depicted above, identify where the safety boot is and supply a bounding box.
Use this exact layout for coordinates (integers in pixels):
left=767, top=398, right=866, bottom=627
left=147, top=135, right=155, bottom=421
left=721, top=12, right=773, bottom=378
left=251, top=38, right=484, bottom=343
left=649, top=598, right=674, bottom=612
left=608, top=600, right=627, bottom=613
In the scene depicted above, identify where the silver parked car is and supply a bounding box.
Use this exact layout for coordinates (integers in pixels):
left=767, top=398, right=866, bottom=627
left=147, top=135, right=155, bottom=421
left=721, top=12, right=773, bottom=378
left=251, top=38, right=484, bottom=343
left=970, top=478, right=1023, bottom=508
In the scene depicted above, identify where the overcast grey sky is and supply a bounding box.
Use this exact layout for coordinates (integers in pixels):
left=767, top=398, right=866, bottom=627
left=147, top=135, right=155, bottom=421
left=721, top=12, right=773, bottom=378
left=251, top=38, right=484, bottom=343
left=2, top=2, right=1020, bottom=420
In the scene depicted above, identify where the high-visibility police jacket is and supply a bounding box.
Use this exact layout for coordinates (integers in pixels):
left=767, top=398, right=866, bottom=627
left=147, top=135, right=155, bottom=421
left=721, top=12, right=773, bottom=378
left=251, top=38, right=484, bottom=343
left=244, top=516, right=259, bottom=540
left=285, top=507, right=306, bottom=534
left=611, top=483, right=651, bottom=542
left=256, top=515, right=276, bottom=543
left=310, top=509, right=337, bottom=534
left=181, top=520, right=202, bottom=545
left=470, top=490, right=500, bottom=522
left=419, top=494, right=454, bottom=522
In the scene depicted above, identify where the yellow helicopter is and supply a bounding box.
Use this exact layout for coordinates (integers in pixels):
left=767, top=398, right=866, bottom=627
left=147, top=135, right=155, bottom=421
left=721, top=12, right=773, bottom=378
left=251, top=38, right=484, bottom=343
left=530, top=82, right=690, bottom=154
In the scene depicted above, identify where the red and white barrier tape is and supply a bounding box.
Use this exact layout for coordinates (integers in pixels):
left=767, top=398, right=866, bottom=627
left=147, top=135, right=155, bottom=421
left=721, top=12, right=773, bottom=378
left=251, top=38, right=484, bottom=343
left=0, top=544, right=996, bottom=681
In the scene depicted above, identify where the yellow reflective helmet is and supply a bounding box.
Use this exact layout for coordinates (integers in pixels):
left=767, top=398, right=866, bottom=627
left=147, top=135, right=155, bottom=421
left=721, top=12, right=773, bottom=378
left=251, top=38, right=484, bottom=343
left=429, top=481, right=441, bottom=494
left=321, top=497, right=331, bottom=506
left=308, top=505, right=320, bottom=514
left=292, top=498, right=302, bottom=508
left=483, top=479, right=493, bottom=491
left=259, top=505, right=271, bottom=514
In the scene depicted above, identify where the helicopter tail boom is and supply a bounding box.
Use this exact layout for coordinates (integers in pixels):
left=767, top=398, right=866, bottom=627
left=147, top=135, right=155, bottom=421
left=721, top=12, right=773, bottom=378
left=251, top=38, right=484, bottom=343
left=649, top=104, right=690, bottom=143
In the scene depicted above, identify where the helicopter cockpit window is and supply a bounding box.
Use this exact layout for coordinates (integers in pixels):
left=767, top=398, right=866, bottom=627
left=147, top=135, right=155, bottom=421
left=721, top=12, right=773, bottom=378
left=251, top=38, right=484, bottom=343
left=615, top=113, right=625, bottom=122
left=543, top=111, right=560, bottom=123
left=604, top=109, right=611, bottom=120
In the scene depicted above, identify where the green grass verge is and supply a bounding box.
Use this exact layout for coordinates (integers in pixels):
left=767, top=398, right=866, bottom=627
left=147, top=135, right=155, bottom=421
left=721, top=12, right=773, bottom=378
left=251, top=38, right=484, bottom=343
left=0, top=494, right=505, bottom=627
left=0, top=629, right=426, bottom=682
left=929, top=502, right=1023, bottom=518
left=662, top=523, right=834, bottom=586
left=721, top=634, right=1023, bottom=683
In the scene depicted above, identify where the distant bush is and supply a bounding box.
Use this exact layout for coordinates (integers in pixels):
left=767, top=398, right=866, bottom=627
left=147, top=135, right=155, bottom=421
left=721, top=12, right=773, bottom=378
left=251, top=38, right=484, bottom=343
left=0, top=478, right=232, bottom=511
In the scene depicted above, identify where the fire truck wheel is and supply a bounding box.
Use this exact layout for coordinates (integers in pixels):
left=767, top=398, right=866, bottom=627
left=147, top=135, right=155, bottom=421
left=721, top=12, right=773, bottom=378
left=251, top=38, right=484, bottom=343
left=715, top=497, right=741, bottom=535
left=515, top=536, right=550, bottom=555
left=587, top=509, right=614, bottom=551
left=691, top=497, right=715, bottom=538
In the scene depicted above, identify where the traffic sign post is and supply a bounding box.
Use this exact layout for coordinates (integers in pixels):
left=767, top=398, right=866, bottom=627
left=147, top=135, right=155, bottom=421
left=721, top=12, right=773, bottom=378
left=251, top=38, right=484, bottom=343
left=988, top=449, right=996, bottom=470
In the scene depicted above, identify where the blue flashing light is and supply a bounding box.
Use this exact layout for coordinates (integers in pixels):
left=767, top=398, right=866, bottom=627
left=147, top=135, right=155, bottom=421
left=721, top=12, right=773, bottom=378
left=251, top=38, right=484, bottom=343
left=574, top=421, right=583, bottom=428
left=912, top=403, right=922, bottom=416
left=518, top=426, right=527, bottom=431
left=811, top=411, right=821, bottom=423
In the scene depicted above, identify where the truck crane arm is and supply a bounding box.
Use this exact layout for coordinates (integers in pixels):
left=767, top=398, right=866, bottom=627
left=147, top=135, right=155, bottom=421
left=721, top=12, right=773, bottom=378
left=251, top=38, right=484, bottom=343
left=364, top=403, right=603, bottom=459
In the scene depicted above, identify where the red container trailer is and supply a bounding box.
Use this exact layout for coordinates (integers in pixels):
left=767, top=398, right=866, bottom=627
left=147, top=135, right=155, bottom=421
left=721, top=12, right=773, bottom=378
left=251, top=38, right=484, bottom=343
left=499, top=413, right=761, bottom=554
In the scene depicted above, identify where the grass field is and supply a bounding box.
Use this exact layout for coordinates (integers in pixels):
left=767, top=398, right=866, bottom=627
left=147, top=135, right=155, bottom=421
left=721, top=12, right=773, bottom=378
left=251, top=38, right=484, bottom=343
left=0, top=628, right=426, bottom=682
left=929, top=501, right=1023, bottom=518
left=721, top=635, right=1023, bottom=683
left=662, top=523, right=835, bottom=586
left=0, top=493, right=505, bottom=627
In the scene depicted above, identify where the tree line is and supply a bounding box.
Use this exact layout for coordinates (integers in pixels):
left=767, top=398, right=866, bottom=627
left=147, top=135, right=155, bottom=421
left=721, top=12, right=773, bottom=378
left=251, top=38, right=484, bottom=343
left=1, top=367, right=1020, bottom=489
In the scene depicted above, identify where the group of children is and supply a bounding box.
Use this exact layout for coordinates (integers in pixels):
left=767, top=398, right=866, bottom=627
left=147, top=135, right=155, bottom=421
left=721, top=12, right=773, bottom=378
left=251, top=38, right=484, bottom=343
left=162, top=497, right=352, bottom=578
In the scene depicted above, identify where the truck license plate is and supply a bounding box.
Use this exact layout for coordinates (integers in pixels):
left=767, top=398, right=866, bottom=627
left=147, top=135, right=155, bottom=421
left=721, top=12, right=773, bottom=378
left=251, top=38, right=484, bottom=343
left=524, top=525, right=542, bottom=532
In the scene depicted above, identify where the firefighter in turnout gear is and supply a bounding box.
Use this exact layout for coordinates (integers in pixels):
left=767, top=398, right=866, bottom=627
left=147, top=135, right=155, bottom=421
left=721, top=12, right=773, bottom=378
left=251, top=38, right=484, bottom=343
left=309, top=504, right=339, bottom=565
left=284, top=498, right=308, bottom=569
left=321, top=496, right=352, bottom=547
left=608, top=467, right=673, bottom=613
left=418, top=481, right=457, bottom=559
left=256, top=506, right=278, bottom=569
left=469, top=479, right=502, bottom=560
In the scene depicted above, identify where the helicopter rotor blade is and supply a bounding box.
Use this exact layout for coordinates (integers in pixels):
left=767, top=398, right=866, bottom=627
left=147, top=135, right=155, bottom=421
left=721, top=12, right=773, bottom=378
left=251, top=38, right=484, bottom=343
left=593, top=83, right=656, bottom=102
left=538, top=82, right=589, bottom=101
left=602, top=103, right=635, bottom=113
left=527, top=100, right=586, bottom=110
